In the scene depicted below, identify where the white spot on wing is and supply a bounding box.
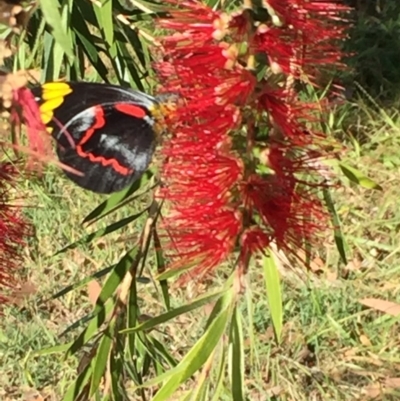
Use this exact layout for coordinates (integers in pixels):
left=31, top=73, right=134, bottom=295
left=99, top=135, right=150, bottom=170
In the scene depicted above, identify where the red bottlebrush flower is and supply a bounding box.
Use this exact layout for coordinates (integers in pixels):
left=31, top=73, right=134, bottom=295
left=155, top=0, right=348, bottom=281
left=0, top=162, right=30, bottom=305
left=0, top=71, right=53, bottom=169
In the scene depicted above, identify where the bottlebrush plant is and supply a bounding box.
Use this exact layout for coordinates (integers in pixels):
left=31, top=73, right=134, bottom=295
left=0, top=161, right=30, bottom=305
left=6, top=0, right=354, bottom=400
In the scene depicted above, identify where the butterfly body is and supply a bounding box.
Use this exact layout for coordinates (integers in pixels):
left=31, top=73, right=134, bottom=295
left=32, top=82, right=160, bottom=194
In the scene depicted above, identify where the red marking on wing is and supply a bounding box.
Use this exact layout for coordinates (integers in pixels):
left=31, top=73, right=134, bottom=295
left=114, top=102, right=147, bottom=118
left=75, top=105, right=133, bottom=176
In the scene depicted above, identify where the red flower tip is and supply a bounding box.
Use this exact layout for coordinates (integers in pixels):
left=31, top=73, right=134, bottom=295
left=164, top=206, right=242, bottom=281
left=240, top=227, right=270, bottom=261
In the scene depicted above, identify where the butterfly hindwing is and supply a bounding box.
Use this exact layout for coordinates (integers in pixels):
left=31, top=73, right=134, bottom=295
left=32, top=82, right=158, bottom=194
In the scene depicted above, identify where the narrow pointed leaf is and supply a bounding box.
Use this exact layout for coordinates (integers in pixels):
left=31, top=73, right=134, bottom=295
left=229, top=307, right=245, bottom=401
left=51, top=265, right=114, bottom=299
left=140, top=334, right=177, bottom=368
left=323, top=187, right=348, bottom=265
left=139, top=290, right=233, bottom=391
left=339, top=162, right=382, bottom=190
left=120, top=289, right=227, bottom=334
left=150, top=305, right=231, bottom=401
left=89, top=321, right=115, bottom=397
left=62, top=362, right=92, bottom=401
left=263, top=250, right=283, bottom=343
left=34, top=342, right=73, bottom=356
left=94, top=245, right=139, bottom=313
left=71, top=4, right=109, bottom=80
left=83, top=170, right=154, bottom=224
left=127, top=267, right=139, bottom=359
left=39, top=0, right=74, bottom=60
left=93, top=0, right=114, bottom=48
left=56, top=210, right=147, bottom=254
left=211, top=345, right=227, bottom=401
left=59, top=311, right=98, bottom=338
left=154, top=229, right=170, bottom=310
left=66, top=298, right=114, bottom=358
left=110, top=348, right=125, bottom=400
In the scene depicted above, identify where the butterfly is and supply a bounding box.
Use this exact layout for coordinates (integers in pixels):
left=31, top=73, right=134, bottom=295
left=32, top=81, right=172, bottom=194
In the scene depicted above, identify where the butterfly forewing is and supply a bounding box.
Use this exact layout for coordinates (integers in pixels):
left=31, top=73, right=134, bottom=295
left=32, top=82, right=158, bottom=194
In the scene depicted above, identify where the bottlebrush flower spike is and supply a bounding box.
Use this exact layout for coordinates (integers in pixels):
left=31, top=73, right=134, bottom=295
left=154, top=0, right=349, bottom=281
left=1, top=71, right=52, bottom=168
left=0, top=162, right=30, bottom=305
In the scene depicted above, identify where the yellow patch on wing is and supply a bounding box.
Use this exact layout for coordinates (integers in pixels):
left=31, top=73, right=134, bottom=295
left=41, top=82, right=73, bottom=99
left=39, top=82, right=73, bottom=125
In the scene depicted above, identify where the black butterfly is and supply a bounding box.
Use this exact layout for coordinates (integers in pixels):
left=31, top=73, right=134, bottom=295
left=32, top=82, right=164, bottom=194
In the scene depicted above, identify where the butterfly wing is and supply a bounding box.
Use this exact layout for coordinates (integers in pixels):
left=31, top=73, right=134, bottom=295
left=32, top=82, right=157, bottom=194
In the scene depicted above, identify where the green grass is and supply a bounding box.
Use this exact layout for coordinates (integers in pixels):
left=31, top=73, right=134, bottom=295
left=1, top=95, right=400, bottom=400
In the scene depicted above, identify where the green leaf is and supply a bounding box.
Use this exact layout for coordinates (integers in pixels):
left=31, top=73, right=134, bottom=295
left=184, top=364, right=210, bottom=401
left=153, top=229, right=170, bottom=310
left=110, top=346, right=125, bottom=400
left=51, top=265, right=114, bottom=300
left=323, top=187, right=349, bottom=265
left=59, top=312, right=98, bottom=338
left=56, top=210, right=147, bottom=254
left=42, top=33, right=55, bottom=81
left=120, top=289, right=227, bottom=334
left=119, top=23, right=146, bottom=70
left=83, top=170, right=154, bottom=224
left=62, top=361, right=92, bottom=401
left=210, top=345, right=227, bottom=401
left=139, top=290, right=233, bottom=395
left=26, top=17, right=47, bottom=68
left=71, top=4, right=109, bottom=81
left=93, top=0, right=114, bottom=48
left=66, top=298, right=114, bottom=358
left=89, top=321, right=115, bottom=397
left=229, top=307, right=245, bottom=401
left=115, top=37, right=144, bottom=91
left=139, top=334, right=177, bottom=369
left=263, top=250, right=283, bottom=343
left=60, top=247, right=138, bottom=354
left=155, top=258, right=201, bottom=281
left=151, top=306, right=231, bottom=400
left=34, top=342, right=73, bottom=356
left=94, top=245, right=139, bottom=313
left=51, top=41, right=65, bottom=79
left=127, top=268, right=139, bottom=360
left=339, top=162, right=383, bottom=190
left=39, top=0, right=74, bottom=60
left=244, top=285, right=257, bottom=367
